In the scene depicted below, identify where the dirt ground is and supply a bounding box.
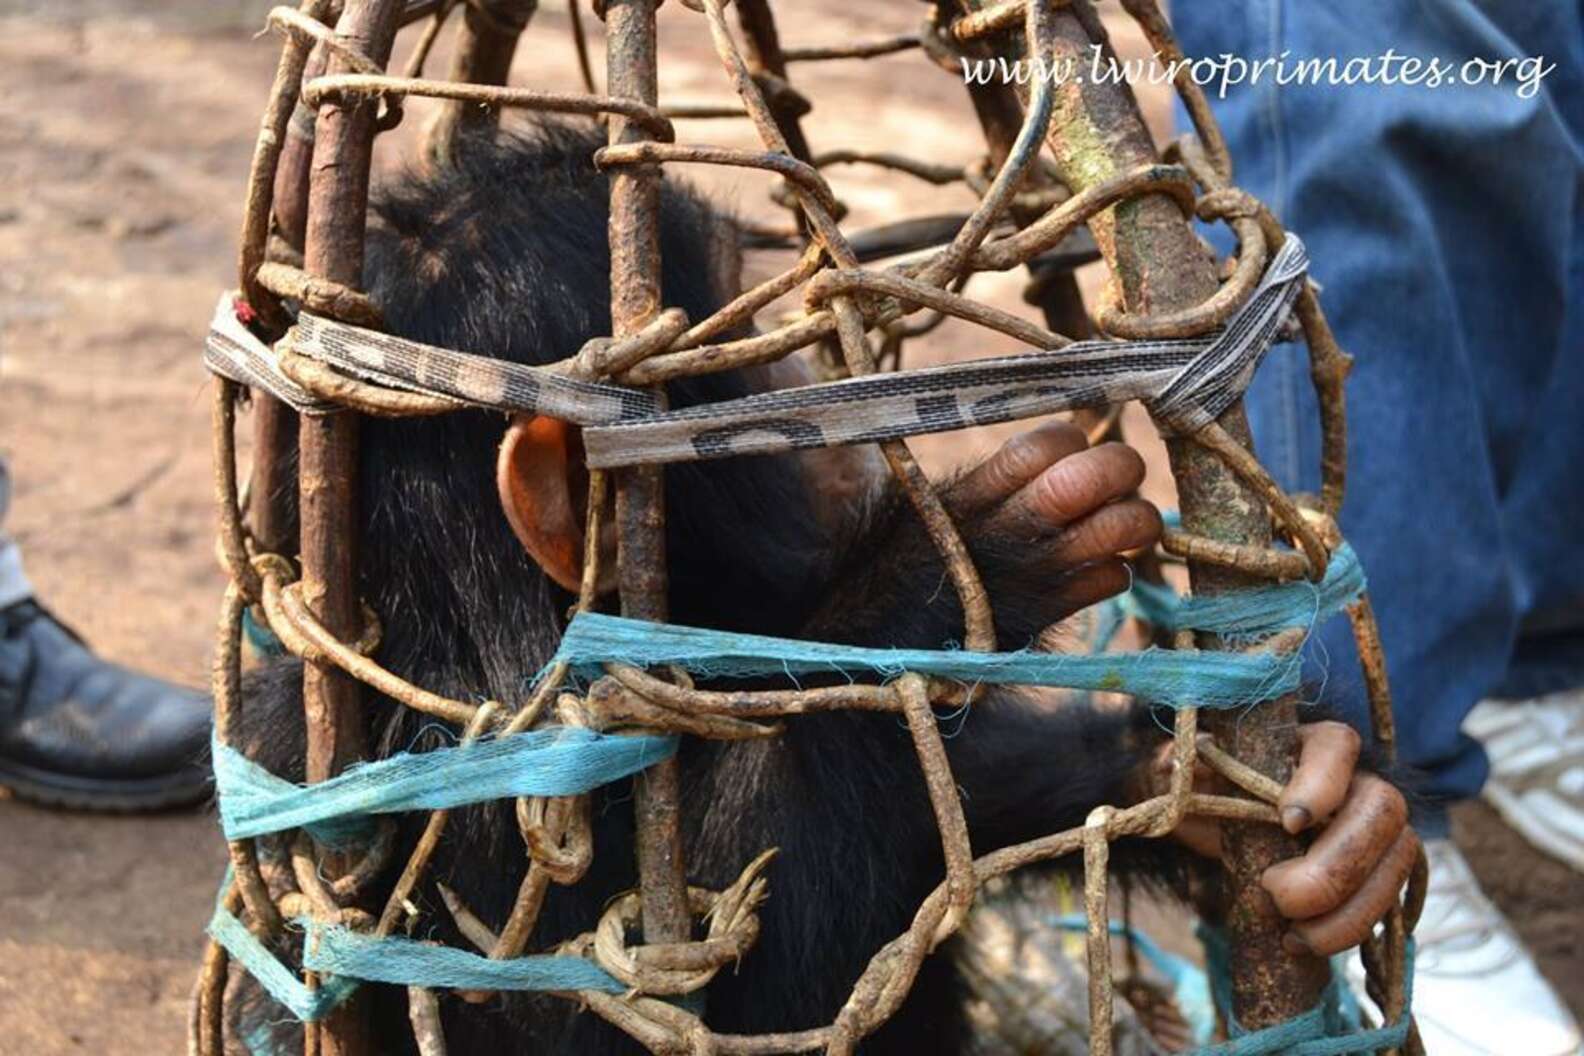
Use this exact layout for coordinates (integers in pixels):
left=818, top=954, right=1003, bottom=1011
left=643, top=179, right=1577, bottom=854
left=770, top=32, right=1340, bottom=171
left=0, top=3, right=1579, bottom=1053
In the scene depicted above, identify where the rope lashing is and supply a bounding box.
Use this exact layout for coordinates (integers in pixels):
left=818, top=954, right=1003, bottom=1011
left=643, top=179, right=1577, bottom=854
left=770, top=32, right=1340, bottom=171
left=555, top=613, right=1290, bottom=709
left=1121, top=542, right=1364, bottom=637
left=1198, top=925, right=1416, bottom=1056
left=203, top=293, right=659, bottom=424
left=300, top=920, right=626, bottom=994
left=205, top=295, right=336, bottom=414
left=206, top=902, right=626, bottom=1027
left=203, top=237, right=1309, bottom=468
left=546, top=540, right=1363, bottom=713
left=1193, top=969, right=1414, bottom=1056
left=583, top=225, right=1299, bottom=463
left=213, top=727, right=677, bottom=842
left=207, top=728, right=674, bottom=1021
left=206, top=540, right=1363, bottom=1016
left=206, top=871, right=361, bottom=1023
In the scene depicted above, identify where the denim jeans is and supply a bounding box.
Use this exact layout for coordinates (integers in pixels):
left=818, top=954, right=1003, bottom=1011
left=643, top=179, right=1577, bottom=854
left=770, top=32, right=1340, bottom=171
left=1174, top=2, right=1584, bottom=829
left=0, top=457, right=30, bottom=610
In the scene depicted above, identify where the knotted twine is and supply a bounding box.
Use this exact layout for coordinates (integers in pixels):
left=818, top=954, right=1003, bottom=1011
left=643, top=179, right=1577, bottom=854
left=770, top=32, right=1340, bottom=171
left=545, top=540, right=1363, bottom=710
left=207, top=728, right=673, bottom=1019
left=207, top=539, right=1366, bottom=1021
left=213, top=726, right=676, bottom=843
left=1196, top=925, right=1416, bottom=1056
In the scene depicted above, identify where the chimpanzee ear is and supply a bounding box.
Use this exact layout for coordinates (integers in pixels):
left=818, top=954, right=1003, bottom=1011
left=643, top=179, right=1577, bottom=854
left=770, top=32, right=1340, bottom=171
left=496, top=414, right=614, bottom=594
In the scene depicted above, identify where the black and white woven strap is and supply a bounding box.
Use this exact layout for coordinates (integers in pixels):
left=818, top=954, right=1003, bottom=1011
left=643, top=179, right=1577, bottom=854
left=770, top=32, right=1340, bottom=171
left=203, top=236, right=1308, bottom=469
left=203, top=299, right=660, bottom=426
left=583, top=235, right=1307, bottom=466
left=286, top=312, right=661, bottom=425
left=204, top=296, right=338, bottom=414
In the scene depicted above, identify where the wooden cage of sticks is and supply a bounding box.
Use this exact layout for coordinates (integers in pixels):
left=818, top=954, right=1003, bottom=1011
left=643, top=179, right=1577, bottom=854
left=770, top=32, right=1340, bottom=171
left=196, top=0, right=1427, bottom=1053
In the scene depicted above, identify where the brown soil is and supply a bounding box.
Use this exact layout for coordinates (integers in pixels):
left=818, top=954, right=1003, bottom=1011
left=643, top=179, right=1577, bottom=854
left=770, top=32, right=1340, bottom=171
left=0, top=4, right=1577, bottom=1052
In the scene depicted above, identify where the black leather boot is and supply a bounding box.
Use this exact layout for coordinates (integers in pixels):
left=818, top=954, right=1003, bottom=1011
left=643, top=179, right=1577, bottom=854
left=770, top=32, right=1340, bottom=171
left=0, top=600, right=211, bottom=810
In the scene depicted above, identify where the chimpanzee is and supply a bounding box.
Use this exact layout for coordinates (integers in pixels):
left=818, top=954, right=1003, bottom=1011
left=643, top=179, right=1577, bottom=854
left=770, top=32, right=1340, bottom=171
left=231, top=121, right=1417, bottom=1055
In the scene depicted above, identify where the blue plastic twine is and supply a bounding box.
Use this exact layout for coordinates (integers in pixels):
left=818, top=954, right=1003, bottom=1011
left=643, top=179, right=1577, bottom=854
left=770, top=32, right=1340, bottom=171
left=1119, top=543, right=1364, bottom=638
left=545, top=544, right=1364, bottom=712
left=206, top=869, right=360, bottom=1023
left=213, top=726, right=677, bottom=844
left=1197, top=923, right=1415, bottom=1056
left=301, top=921, right=625, bottom=994
left=213, top=531, right=1388, bottom=1037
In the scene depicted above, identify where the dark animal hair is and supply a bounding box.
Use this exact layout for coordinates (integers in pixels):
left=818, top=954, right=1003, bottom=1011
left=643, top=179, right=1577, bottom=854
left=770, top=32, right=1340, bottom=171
left=232, top=121, right=1170, bottom=1056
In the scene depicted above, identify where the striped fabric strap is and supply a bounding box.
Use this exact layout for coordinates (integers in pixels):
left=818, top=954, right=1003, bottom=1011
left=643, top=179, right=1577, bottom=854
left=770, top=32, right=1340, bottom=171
left=203, top=236, right=1308, bottom=469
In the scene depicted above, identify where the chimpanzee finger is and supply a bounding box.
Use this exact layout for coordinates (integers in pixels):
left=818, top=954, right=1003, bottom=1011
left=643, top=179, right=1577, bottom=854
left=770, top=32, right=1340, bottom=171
left=1261, top=774, right=1408, bottom=921
left=1046, top=558, right=1133, bottom=615
left=1046, top=500, right=1163, bottom=567
left=1278, top=721, right=1362, bottom=834
left=999, top=442, right=1147, bottom=535
left=950, top=421, right=1089, bottom=515
left=1284, top=828, right=1420, bottom=957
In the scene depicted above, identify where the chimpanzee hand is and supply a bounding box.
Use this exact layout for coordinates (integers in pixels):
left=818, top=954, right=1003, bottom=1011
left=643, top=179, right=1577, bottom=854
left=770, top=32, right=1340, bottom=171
left=952, top=425, right=1417, bottom=953
left=1138, top=722, right=1419, bottom=956
left=809, top=420, right=1163, bottom=649
left=945, top=419, right=1164, bottom=623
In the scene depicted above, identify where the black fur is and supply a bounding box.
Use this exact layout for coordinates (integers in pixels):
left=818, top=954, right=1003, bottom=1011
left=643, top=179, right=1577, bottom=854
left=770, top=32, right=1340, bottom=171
left=230, top=122, right=1171, bottom=1055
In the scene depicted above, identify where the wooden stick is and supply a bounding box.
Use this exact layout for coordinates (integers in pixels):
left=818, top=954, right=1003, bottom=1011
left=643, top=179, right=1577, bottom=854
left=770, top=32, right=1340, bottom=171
left=955, top=0, right=1329, bottom=1030
left=426, top=0, right=539, bottom=161
left=297, top=2, right=405, bottom=1053
left=248, top=18, right=332, bottom=555
left=734, top=0, right=813, bottom=164
left=604, top=0, right=692, bottom=949
left=949, top=36, right=1105, bottom=426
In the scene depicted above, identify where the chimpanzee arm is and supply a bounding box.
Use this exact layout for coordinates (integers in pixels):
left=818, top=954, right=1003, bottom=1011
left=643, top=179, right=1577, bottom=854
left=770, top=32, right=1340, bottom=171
left=796, top=430, right=1176, bottom=860
left=797, top=503, right=1168, bottom=858
left=810, top=495, right=1066, bottom=650
left=943, top=691, right=1169, bottom=854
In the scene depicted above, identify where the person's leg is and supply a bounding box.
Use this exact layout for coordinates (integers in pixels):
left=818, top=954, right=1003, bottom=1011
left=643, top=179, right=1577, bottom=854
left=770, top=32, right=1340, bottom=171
left=1460, top=61, right=1584, bottom=869
left=1175, top=0, right=1584, bottom=828
left=1174, top=4, right=1584, bottom=1053
left=0, top=458, right=33, bottom=610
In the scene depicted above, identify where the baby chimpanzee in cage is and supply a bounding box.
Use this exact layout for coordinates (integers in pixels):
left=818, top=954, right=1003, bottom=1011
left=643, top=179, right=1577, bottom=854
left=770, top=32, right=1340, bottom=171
left=234, top=121, right=1416, bottom=1055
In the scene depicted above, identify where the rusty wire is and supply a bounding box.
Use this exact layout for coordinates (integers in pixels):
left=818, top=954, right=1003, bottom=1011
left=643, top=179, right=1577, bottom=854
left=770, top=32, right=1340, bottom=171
left=198, top=1, right=1423, bottom=1054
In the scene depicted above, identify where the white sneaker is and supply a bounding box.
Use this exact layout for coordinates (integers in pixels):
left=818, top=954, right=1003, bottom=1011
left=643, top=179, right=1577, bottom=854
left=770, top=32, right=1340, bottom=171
left=1344, top=838, right=1582, bottom=1056
left=1466, top=691, right=1584, bottom=871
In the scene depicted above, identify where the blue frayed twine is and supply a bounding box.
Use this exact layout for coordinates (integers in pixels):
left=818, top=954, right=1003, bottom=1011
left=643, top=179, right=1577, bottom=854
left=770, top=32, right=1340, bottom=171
left=301, top=921, right=625, bottom=994
left=1197, top=923, right=1415, bottom=1056
left=1120, top=543, right=1364, bottom=638
left=205, top=873, right=622, bottom=1024
left=206, top=869, right=360, bottom=1023
left=213, top=727, right=677, bottom=843
left=551, top=612, right=1307, bottom=710
left=211, top=523, right=1389, bottom=1041
left=209, top=728, right=673, bottom=1019
left=207, top=725, right=671, bottom=1024
left=545, top=542, right=1364, bottom=711
left=242, top=606, right=286, bottom=657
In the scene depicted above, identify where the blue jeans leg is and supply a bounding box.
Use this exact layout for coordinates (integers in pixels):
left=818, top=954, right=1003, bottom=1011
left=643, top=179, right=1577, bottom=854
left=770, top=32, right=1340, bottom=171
left=0, top=457, right=31, bottom=610
left=1174, top=1, right=1584, bottom=831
